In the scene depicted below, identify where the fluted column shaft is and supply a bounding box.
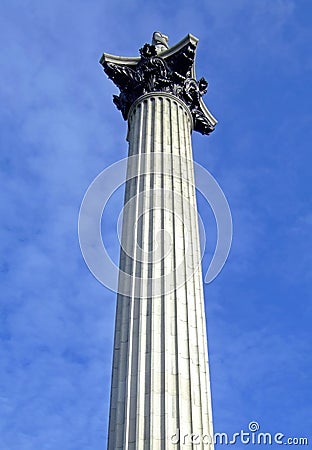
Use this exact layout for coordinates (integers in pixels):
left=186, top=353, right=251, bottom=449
left=107, top=92, right=214, bottom=450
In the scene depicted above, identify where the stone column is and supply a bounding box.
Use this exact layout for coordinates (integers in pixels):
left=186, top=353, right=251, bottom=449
left=107, top=93, right=214, bottom=449
left=100, top=32, right=217, bottom=450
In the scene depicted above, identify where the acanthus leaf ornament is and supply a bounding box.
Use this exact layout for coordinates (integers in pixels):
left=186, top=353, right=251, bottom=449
left=100, top=33, right=217, bottom=135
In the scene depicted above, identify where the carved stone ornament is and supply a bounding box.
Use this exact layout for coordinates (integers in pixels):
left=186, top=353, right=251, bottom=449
left=100, top=32, right=217, bottom=135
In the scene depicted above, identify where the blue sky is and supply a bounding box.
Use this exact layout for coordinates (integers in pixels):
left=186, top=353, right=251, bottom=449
left=1, top=0, right=311, bottom=448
